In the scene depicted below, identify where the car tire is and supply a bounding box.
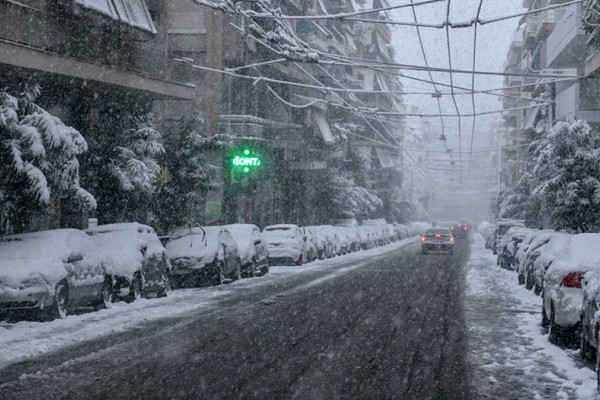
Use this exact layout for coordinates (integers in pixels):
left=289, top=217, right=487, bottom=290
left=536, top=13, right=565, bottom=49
left=230, top=259, right=242, bottom=281
left=518, top=272, right=525, bottom=285
left=541, top=296, right=550, bottom=329
left=94, top=276, right=113, bottom=311
left=295, top=255, right=303, bottom=266
left=157, top=270, right=171, bottom=298
left=534, top=281, right=542, bottom=296
left=211, top=261, right=226, bottom=286
left=45, top=281, right=68, bottom=321
left=548, top=304, right=563, bottom=345
left=260, top=262, right=269, bottom=275
left=581, top=319, right=595, bottom=361
left=525, top=269, right=534, bottom=290
left=248, top=259, right=257, bottom=278
left=128, top=274, right=143, bottom=303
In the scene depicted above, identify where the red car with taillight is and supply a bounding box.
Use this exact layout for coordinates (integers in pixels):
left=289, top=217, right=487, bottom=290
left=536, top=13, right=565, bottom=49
left=541, top=233, right=599, bottom=345
left=449, top=222, right=470, bottom=239
left=420, top=228, right=455, bottom=255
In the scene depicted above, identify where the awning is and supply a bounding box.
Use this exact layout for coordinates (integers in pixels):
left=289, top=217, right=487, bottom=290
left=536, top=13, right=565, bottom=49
left=314, top=112, right=336, bottom=144
left=75, top=0, right=157, bottom=34
left=375, top=147, right=395, bottom=169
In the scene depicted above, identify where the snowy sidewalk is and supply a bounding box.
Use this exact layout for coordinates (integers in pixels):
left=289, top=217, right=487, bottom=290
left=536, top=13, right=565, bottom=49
left=466, top=235, right=597, bottom=399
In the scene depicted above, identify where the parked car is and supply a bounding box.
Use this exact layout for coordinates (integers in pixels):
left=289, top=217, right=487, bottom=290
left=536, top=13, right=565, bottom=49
left=262, top=224, right=306, bottom=265
left=496, top=227, right=532, bottom=270
left=531, top=233, right=572, bottom=295
left=493, top=219, right=526, bottom=255
left=86, top=223, right=171, bottom=302
left=224, top=224, right=269, bottom=277
left=305, top=225, right=333, bottom=259
left=420, top=228, right=455, bottom=255
left=166, top=226, right=241, bottom=287
left=516, top=230, right=559, bottom=289
left=0, top=229, right=113, bottom=321
left=580, top=271, right=600, bottom=366
left=542, top=233, right=600, bottom=345
left=300, top=227, right=319, bottom=262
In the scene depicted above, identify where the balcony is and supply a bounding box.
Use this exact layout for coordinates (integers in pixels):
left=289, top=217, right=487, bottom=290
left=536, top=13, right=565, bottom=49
left=555, top=80, right=600, bottom=123
left=218, top=115, right=305, bottom=141
left=536, top=9, right=555, bottom=37
left=522, top=15, right=539, bottom=49
left=546, top=4, right=585, bottom=68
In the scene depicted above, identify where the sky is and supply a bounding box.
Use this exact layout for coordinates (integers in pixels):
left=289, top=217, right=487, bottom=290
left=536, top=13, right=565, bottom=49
left=391, top=0, right=525, bottom=220
left=392, top=0, right=524, bottom=166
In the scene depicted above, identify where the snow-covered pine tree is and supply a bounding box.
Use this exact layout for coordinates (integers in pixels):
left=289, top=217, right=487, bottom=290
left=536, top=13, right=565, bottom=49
left=532, top=120, right=600, bottom=232
left=153, top=115, right=232, bottom=233
left=84, top=111, right=163, bottom=224
left=0, top=85, right=95, bottom=234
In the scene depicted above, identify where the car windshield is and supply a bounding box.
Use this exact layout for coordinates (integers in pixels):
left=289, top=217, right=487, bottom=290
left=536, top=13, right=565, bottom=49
left=2, top=1, right=598, bottom=398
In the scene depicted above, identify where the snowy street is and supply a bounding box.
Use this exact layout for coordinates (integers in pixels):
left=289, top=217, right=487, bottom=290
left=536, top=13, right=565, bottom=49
left=2, top=235, right=599, bottom=399
left=0, top=237, right=471, bottom=399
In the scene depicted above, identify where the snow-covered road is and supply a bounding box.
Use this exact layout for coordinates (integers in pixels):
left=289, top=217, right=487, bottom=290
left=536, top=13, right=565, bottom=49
left=0, top=237, right=420, bottom=369
left=466, top=234, right=598, bottom=399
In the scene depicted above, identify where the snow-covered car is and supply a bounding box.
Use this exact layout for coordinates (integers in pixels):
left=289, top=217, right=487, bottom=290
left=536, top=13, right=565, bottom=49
left=492, top=219, right=526, bottom=255
left=420, top=228, right=455, bottom=255
left=515, top=230, right=559, bottom=289
left=0, top=229, right=113, bottom=321
left=496, top=227, right=532, bottom=270
left=341, top=224, right=361, bottom=252
left=262, top=224, right=307, bottom=265
left=166, top=226, right=241, bottom=287
left=362, top=219, right=390, bottom=246
left=86, top=223, right=171, bottom=301
left=300, top=227, right=318, bottom=262
left=357, top=224, right=376, bottom=250
left=542, top=233, right=600, bottom=345
left=580, top=271, right=600, bottom=367
left=531, top=233, right=572, bottom=295
left=224, top=224, right=269, bottom=277
left=305, top=225, right=334, bottom=259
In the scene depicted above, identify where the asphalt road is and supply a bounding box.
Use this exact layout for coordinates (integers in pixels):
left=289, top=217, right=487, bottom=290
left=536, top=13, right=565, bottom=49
left=0, top=239, right=472, bottom=400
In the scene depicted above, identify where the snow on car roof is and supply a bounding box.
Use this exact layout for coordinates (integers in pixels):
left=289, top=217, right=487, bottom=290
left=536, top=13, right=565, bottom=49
left=547, top=233, right=600, bottom=278
left=0, top=229, right=100, bottom=287
left=166, top=226, right=224, bottom=262
left=85, top=223, right=165, bottom=277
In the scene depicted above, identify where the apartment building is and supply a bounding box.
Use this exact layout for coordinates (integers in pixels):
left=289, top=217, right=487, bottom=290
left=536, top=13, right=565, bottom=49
left=168, top=0, right=405, bottom=226
left=500, top=0, right=600, bottom=190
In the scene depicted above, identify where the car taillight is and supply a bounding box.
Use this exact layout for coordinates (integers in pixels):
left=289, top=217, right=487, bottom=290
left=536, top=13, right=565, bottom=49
left=450, top=226, right=455, bottom=231
left=463, top=226, right=468, bottom=231
left=420, top=236, right=428, bottom=242
left=561, top=272, right=586, bottom=288
left=530, top=252, right=540, bottom=262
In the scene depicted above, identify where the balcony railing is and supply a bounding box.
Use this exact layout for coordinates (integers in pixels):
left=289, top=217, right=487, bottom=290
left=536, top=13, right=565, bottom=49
left=218, top=115, right=304, bottom=140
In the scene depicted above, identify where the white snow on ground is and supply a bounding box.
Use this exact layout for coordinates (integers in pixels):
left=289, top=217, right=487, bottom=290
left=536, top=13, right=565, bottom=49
left=466, top=234, right=598, bottom=400
left=0, top=237, right=418, bottom=369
